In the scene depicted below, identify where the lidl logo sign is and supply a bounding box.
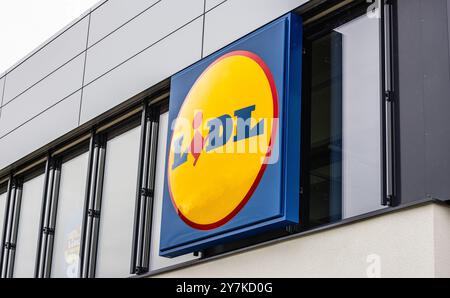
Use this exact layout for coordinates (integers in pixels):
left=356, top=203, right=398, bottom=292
left=160, top=13, right=302, bottom=257
left=168, top=51, right=279, bottom=230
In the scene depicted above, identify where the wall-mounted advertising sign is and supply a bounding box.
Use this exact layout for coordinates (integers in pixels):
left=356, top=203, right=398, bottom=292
left=160, top=13, right=302, bottom=257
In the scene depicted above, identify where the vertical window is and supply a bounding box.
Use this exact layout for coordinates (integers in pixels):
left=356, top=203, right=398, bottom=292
left=303, top=5, right=384, bottom=227
left=0, top=182, right=8, bottom=276
left=51, top=152, right=89, bottom=278
left=130, top=103, right=161, bottom=275
left=95, top=125, right=141, bottom=278
left=0, top=182, right=7, bottom=244
left=0, top=178, right=22, bottom=278
left=337, top=14, right=382, bottom=218
left=13, top=172, right=45, bottom=278
left=149, top=112, right=199, bottom=271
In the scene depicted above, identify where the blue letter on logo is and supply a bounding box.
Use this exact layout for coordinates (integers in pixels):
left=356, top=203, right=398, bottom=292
left=206, top=115, right=233, bottom=152
left=234, top=105, right=264, bottom=142
left=172, top=136, right=189, bottom=170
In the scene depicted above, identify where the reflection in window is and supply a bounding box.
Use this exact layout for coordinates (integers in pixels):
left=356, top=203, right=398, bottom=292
left=306, top=13, right=383, bottom=227
left=0, top=186, right=7, bottom=251
left=96, top=126, right=141, bottom=278
left=149, top=112, right=199, bottom=271
left=14, top=174, right=45, bottom=278
left=51, top=153, right=89, bottom=278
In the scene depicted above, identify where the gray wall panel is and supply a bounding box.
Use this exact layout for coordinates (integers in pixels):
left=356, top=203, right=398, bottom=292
left=397, top=0, right=427, bottom=203
left=206, top=0, right=227, bottom=11
left=2, top=16, right=89, bottom=105
left=0, top=76, right=5, bottom=106
left=79, top=17, right=203, bottom=124
left=88, top=0, right=160, bottom=46
left=0, top=54, right=85, bottom=137
left=421, top=0, right=450, bottom=200
left=0, top=91, right=80, bottom=170
left=448, top=0, right=450, bottom=65
left=0, top=76, right=4, bottom=121
left=397, top=0, right=450, bottom=202
left=203, top=0, right=308, bottom=56
left=84, top=0, right=204, bottom=84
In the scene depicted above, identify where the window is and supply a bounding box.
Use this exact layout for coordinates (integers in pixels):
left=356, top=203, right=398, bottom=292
left=0, top=172, right=46, bottom=278
left=0, top=182, right=7, bottom=275
left=302, top=4, right=385, bottom=227
left=51, top=152, right=89, bottom=278
left=149, top=112, right=199, bottom=271
left=95, top=125, right=141, bottom=278
left=0, top=183, right=7, bottom=241
left=13, top=172, right=45, bottom=278
left=0, top=178, right=23, bottom=278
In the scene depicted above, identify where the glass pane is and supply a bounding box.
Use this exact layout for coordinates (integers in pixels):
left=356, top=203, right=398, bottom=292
left=51, top=152, right=89, bottom=278
left=0, top=189, right=7, bottom=249
left=309, top=31, right=343, bottom=225
left=149, top=112, right=199, bottom=271
left=336, top=14, right=383, bottom=218
left=96, top=126, right=141, bottom=278
left=308, top=14, right=383, bottom=226
left=13, top=174, right=45, bottom=278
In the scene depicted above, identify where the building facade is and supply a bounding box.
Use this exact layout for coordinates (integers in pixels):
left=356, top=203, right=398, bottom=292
left=0, top=0, right=450, bottom=278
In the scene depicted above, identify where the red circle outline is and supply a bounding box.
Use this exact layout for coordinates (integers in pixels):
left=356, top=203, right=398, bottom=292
left=167, top=50, right=279, bottom=231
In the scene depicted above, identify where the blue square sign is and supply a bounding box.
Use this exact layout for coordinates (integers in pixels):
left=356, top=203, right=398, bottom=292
left=160, top=13, right=302, bottom=257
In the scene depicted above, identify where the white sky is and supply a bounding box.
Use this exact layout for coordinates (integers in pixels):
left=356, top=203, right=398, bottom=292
left=0, top=0, right=99, bottom=73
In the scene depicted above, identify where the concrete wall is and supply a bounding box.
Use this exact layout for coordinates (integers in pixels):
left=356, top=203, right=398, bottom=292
left=155, top=203, right=450, bottom=278
left=0, top=0, right=310, bottom=171
left=434, top=204, right=450, bottom=277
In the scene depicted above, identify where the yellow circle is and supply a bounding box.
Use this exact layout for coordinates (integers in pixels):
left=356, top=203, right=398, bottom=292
left=168, top=51, right=278, bottom=230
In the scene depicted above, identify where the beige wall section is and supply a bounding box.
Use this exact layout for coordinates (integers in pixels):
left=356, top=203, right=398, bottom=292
left=434, top=204, right=450, bottom=277
left=155, top=204, right=450, bottom=278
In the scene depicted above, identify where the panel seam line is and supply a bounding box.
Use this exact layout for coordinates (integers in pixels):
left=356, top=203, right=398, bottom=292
left=0, top=88, right=82, bottom=141
left=2, top=14, right=90, bottom=77
left=83, top=14, right=204, bottom=89
left=201, top=0, right=207, bottom=58
left=1, top=52, right=85, bottom=109
left=0, top=76, right=7, bottom=119
left=86, top=0, right=163, bottom=51
left=206, top=0, right=228, bottom=14
left=79, top=13, right=93, bottom=125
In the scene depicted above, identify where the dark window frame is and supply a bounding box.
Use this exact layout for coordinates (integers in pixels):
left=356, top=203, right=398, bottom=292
left=35, top=141, right=89, bottom=278
left=79, top=104, right=148, bottom=278
left=0, top=91, right=168, bottom=279
left=0, top=180, right=9, bottom=277
left=88, top=114, right=142, bottom=278
left=130, top=98, right=168, bottom=276
left=301, top=0, right=382, bottom=229
left=0, top=163, right=46, bottom=278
